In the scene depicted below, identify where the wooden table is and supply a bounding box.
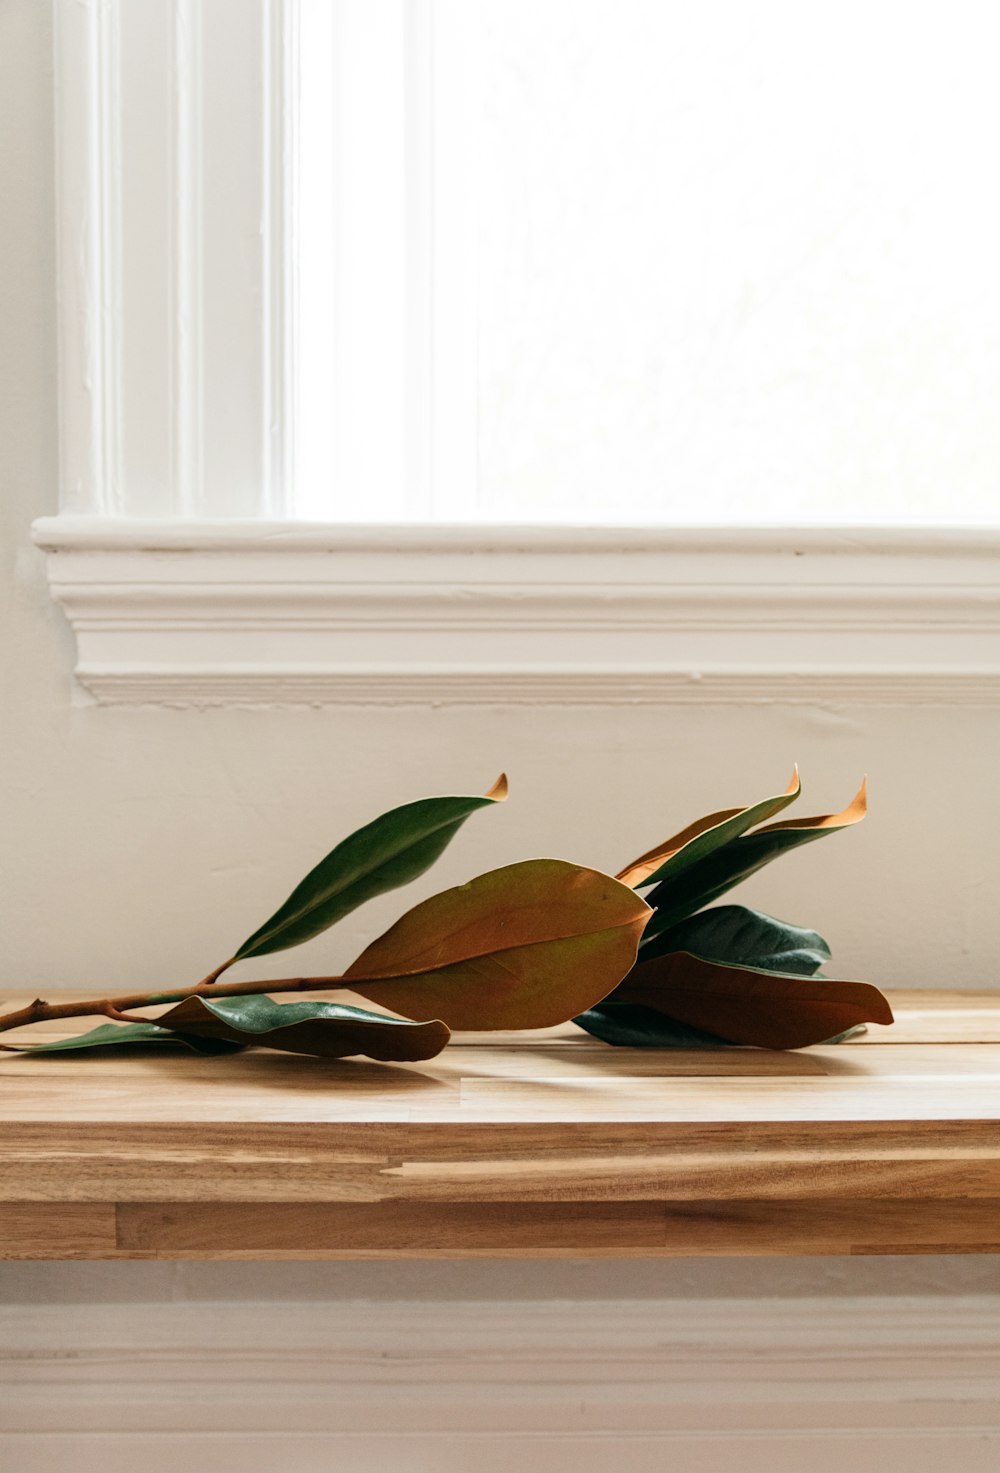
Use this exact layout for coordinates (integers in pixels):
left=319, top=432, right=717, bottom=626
left=1, top=990, right=998, bottom=1259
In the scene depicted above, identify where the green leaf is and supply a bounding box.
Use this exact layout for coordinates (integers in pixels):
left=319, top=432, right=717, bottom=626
left=18, top=997, right=452, bottom=1063
left=643, top=780, right=867, bottom=937
left=343, top=859, right=652, bottom=1030
left=229, top=775, right=508, bottom=964
left=151, top=995, right=451, bottom=1061
left=612, top=949, right=893, bottom=1049
left=19, top=1021, right=246, bottom=1055
left=639, top=904, right=831, bottom=972
left=616, top=769, right=801, bottom=890
left=574, top=1002, right=731, bottom=1048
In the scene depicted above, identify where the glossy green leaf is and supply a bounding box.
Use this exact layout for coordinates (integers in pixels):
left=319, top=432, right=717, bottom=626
left=574, top=1002, right=730, bottom=1048
left=154, top=995, right=451, bottom=1060
left=643, top=780, right=867, bottom=937
left=343, top=859, right=652, bottom=1030
left=639, top=904, right=831, bottom=972
left=612, top=949, right=893, bottom=1049
left=229, top=775, right=508, bottom=964
left=616, top=769, right=800, bottom=890
left=18, top=1021, right=246, bottom=1055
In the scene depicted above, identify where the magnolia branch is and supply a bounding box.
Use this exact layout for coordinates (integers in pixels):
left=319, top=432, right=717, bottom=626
left=0, top=974, right=357, bottom=1043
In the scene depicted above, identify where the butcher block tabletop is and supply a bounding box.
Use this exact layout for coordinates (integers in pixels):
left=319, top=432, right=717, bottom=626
left=1, top=990, right=998, bottom=1259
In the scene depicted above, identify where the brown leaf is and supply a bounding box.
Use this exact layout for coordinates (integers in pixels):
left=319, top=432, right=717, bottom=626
left=750, top=777, right=867, bottom=835
left=614, top=950, right=893, bottom=1050
left=344, top=859, right=651, bottom=1029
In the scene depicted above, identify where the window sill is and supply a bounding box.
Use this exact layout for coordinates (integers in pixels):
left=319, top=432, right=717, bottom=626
left=32, top=518, right=1000, bottom=707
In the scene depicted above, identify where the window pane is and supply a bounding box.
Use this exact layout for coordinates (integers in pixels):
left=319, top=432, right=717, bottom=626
left=293, top=0, right=1000, bottom=524
left=474, top=0, right=1000, bottom=523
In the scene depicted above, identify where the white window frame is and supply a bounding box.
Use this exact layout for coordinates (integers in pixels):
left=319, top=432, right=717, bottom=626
left=34, top=0, right=1000, bottom=707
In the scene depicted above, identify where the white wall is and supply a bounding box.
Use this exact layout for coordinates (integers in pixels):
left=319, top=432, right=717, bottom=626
left=1, top=0, right=999, bottom=1317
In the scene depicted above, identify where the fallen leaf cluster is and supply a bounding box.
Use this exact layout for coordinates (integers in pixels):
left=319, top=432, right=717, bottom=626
left=1, top=769, right=892, bottom=1061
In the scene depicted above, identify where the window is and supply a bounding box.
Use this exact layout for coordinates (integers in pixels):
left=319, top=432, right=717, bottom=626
left=294, top=0, right=1000, bottom=525
left=36, top=0, right=1000, bottom=704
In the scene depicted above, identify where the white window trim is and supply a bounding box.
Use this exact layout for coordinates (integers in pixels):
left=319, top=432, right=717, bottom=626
left=37, top=1, right=1000, bottom=707
left=33, top=517, right=1000, bottom=706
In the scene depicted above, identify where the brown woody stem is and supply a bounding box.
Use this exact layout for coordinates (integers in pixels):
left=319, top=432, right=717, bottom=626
left=0, top=975, right=354, bottom=1039
left=198, top=958, right=235, bottom=986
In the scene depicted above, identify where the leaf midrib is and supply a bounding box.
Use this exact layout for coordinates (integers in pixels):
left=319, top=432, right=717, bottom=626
left=348, top=916, right=643, bottom=982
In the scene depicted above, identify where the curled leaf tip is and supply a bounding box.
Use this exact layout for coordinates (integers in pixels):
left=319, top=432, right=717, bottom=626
left=758, top=777, right=868, bottom=835
left=616, top=769, right=803, bottom=892
left=487, top=773, right=509, bottom=801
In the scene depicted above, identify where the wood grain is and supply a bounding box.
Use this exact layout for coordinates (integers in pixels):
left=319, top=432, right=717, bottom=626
left=1, top=990, right=997, bottom=1258
left=111, top=1198, right=1000, bottom=1257
left=0, top=1204, right=116, bottom=1257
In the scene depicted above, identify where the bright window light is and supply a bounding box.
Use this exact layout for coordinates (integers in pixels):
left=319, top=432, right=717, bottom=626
left=293, top=0, right=1000, bottom=525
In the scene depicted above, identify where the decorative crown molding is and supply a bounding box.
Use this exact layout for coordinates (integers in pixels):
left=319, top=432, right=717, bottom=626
left=32, top=519, right=1000, bottom=706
